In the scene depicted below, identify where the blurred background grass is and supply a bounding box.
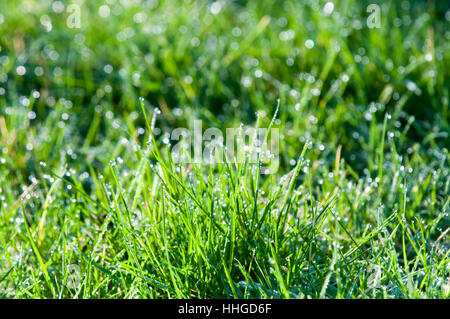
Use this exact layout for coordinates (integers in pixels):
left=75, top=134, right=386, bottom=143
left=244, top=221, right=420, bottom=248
left=0, top=0, right=449, bottom=206
left=1, top=1, right=448, bottom=166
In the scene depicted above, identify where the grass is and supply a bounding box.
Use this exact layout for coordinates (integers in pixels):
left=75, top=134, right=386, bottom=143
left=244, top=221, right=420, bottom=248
left=0, top=0, right=449, bottom=298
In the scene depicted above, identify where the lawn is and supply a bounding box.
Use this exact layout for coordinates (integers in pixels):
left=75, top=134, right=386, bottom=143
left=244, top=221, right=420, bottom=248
left=0, top=0, right=449, bottom=298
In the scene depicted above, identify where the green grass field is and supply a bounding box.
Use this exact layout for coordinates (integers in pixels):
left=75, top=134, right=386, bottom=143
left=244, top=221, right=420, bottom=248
left=0, top=0, right=449, bottom=298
